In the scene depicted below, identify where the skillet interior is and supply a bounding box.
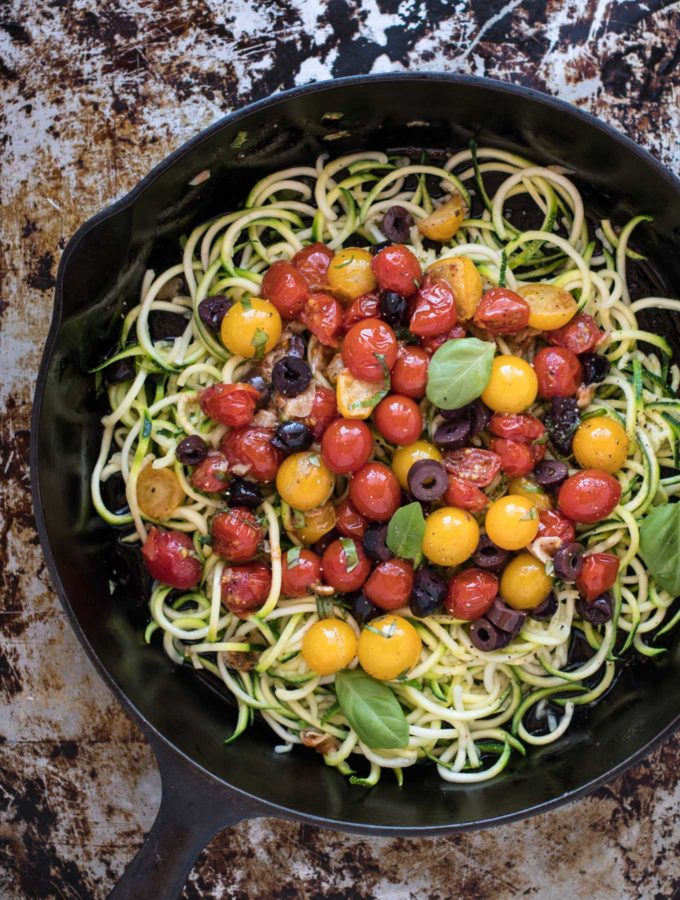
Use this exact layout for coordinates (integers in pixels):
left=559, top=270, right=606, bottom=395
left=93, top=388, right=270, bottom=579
left=33, top=74, right=680, bottom=832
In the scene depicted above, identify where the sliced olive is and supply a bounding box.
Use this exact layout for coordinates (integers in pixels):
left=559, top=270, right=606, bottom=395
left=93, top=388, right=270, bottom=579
left=272, top=356, right=312, bottom=397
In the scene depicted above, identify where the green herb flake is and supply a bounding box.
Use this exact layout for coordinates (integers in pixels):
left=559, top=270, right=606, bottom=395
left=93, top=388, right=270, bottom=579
left=520, top=507, right=539, bottom=521
left=241, top=296, right=253, bottom=311
left=291, top=508, right=305, bottom=529
left=286, top=547, right=302, bottom=568
left=250, top=327, right=269, bottom=359
left=334, top=255, right=355, bottom=269
left=231, top=131, right=248, bottom=149
left=308, top=453, right=321, bottom=467
left=340, top=537, right=360, bottom=572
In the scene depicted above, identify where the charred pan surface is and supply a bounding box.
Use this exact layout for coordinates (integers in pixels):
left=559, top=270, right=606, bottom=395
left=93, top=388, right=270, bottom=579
left=1, top=0, right=679, bottom=897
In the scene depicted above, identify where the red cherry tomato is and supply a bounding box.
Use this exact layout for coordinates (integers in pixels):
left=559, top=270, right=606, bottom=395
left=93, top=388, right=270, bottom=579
left=304, top=386, right=338, bottom=440
left=390, top=345, right=429, bottom=399
left=292, top=242, right=334, bottom=291
left=220, top=427, right=283, bottom=482
left=281, top=548, right=322, bottom=597
left=260, top=260, right=309, bottom=319
left=142, top=527, right=202, bottom=589
left=349, top=462, right=401, bottom=521
left=533, top=346, right=583, bottom=398
left=537, top=509, right=576, bottom=548
left=221, top=562, right=271, bottom=616
left=190, top=451, right=229, bottom=493
left=409, top=277, right=458, bottom=337
left=364, top=559, right=414, bottom=610
left=489, top=437, right=535, bottom=477
left=575, top=552, right=620, bottom=602
left=443, top=448, right=502, bottom=488
left=557, top=469, right=622, bottom=523
left=211, top=507, right=262, bottom=562
left=199, top=383, right=260, bottom=427
left=420, top=324, right=467, bottom=355
left=335, top=499, right=368, bottom=539
left=444, top=568, right=498, bottom=620
left=444, top=476, right=489, bottom=512
left=371, top=245, right=422, bottom=296
left=548, top=313, right=603, bottom=355
left=531, top=442, right=547, bottom=464
left=300, top=292, right=343, bottom=347
left=373, top=394, right=423, bottom=446
left=342, top=292, right=381, bottom=331
left=473, top=288, right=530, bottom=335
left=321, top=538, right=371, bottom=592
left=321, top=419, right=373, bottom=474
left=342, top=317, right=398, bottom=383
left=489, top=413, right=546, bottom=444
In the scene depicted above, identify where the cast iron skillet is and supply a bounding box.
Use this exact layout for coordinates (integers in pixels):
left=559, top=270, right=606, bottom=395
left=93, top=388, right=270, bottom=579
left=31, top=74, right=680, bottom=899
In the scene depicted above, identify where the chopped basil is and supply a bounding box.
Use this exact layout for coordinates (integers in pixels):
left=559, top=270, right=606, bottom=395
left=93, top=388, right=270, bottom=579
left=286, top=547, right=302, bottom=568
left=251, top=328, right=269, bottom=359
left=241, top=296, right=253, bottom=311
left=340, top=537, right=360, bottom=572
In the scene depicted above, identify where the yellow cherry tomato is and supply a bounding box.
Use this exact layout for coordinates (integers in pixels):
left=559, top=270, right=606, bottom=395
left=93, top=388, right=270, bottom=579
left=481, top=355, right=538, bottom=413
left=417, top=192, right=466, bottom=242
left=507, top=477, right=552, bottom=511
left=302, top=619, right=358, bottom=675
left=500, top=551, right=554, bottom=610
left=485, top=495, right=539, bottom=551
left=427, top=255, right=482, bottom=321
left=294, top=502, right=336, bottom=545
left=423, top=507, right=479, bottom=567
left=358, top=615, right=422, bottom=681
left=336, top=369, right=380, bottom=419
left=327, top=248, right=377, bottom=302
left=137, top=464, right=185, bottom=519
left=572, top=416, right=629, bottom=474
left=519, top=283, right=578, bottom=331
left=276, top=452, right=335, bottom=511
left=220, top=298, right=282, bottom=358
left=392, top=440, right=442, bottom=490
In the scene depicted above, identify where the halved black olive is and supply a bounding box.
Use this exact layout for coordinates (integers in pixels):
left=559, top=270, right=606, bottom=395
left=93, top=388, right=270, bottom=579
left=382, top=205, right=414, bottom=243
left=407, top=459, right=448, bottom=501
left=272, top=356, right=312, bottom=397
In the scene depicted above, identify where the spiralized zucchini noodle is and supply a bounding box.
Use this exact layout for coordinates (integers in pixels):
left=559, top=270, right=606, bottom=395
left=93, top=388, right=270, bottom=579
left=91, top=146, right=680, bottom=786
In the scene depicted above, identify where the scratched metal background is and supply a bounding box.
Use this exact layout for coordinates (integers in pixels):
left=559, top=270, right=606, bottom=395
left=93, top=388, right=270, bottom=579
left=2, top=1, right=680, bottom=897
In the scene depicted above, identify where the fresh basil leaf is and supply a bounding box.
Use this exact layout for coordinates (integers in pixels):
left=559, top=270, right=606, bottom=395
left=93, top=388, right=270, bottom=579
left=335, top=670, right=409, bottom=749
left=426, top=337, right=495, bottom=410
left=286, top=547, right=302, bottom=568
left=386, top=502, right=425, bottom=563
left=340, top=537, right=360, bottom=572
left=251, top=327, right=268, bottom=359
left=639, top=504, right=680, bottom=597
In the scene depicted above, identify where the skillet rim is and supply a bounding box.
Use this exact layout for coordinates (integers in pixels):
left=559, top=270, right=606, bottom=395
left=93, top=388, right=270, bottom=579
left=30, top=71, right=680, bottom=835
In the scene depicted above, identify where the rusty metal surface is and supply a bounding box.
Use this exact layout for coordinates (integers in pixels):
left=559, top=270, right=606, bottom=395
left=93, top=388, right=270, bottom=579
left=2, top=1, right=680, bottom=897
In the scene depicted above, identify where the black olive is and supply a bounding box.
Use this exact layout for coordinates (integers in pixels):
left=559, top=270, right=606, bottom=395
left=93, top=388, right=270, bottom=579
left=382, top=205, right=414, bottom=243
left=434, top=418, right=471, bottom=451
left=272, top=356, right=312, bottom=397
left=102, top=472, right=129, bottom=514
left=530, top=592, right=558, bottom=621
left=486, top=598, right=526, bottom=636
left=287, top=334, right=306, bottom=358
left=410, top=566, right=447, bottom=617
left=175, top=435, right=208, bottom=465
left=553, top=542, right=585, bottom=581
left=407, top=459, right=448, bottom=501
left=581, top=353, right=611, bottom=384
left=576, top=592, right=613, bottom=624
left=271, top=420, right=313, bottom=455
left=546, top=397, right=580, bottom=456
left=369, top=239, right=393, bottom=256
left=105, top=356, right=136, bottom=384
left=379, top=291, right=409, bottom=328
left=226, top=476, right=263, bottom=509
left=438, top=400, right=490, bottom=437
left=533, top=459, right=569, bottom=488
left=239, top=368, right=272, bottom=407
left=469, top=618, right=513, bottom=652
left=472, top=535, right=511, bottom=572
left=363, top=523, right=393, bottom=562
left=198, top=295, right=232, bottom=332
left=313, top=529, right=340, bottom=556
left=149, top=311, right=188, bottom=341
left=350, top=591, right=381, bottom=625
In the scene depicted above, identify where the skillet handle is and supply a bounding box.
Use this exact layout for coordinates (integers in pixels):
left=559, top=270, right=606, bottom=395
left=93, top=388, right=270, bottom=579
left=109, top=733, right=258, bottom=900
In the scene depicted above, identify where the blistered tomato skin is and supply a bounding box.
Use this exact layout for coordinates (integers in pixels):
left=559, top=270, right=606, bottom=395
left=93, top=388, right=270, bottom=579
left=322, top=538, right=371, bottom=592
left=212, top=508, right=262, bottom=562
left=371, top=245, right=422, bottom=296
left=392, top=441, right=443, bottom=490
left=548, top=312, right=603, bottom=355
left=489, top=413, right=546, bottom=444
left=485, top=496, right=540, bottom=551
left=327, top=247, right=377, bottom=301
left=221, top=562, right=271, bottom=616
left=364, top=559, right=415, bottom=610
left=537, top=508, right=576, bottom=549
left=508, top=477, right=552, bottom=510
left=321, top=419, right=373, bottom=474
left=572, top=417, right=629, bottom=474
left=445, top=569, right=498, bottom=620
left=342, top=318, right=398, bottom=383
left=220, top=298, right=282, bottom=358
left=294, top=502, right=336, bottom=545
left=335, top=499, right=368, bottom=539
left=533, top=346, right=583, bottom=399
left=390, top=345, right=429, bottom=399
left=342, top=292, right=381, bottom=330
left=500, top=552, right=553, bottom=610
left=300, top=293, right=344, bottom=347
left=199, top=383, right=260, bottom=427
left=444, top=476, right=489, bottom=512
left=443, top=448, right=501, bottom=488
left=302, top=619, right=358, bottom=675
left=292, top=242, right=334, bottom=291
left=220, top=427, right=283, bottom=483
left=557, top=469, right=622, bottom=523
left=358, top=614, right=422, bottom=681
left=473, top=288, right=530, bottom=335
left=374, top=395, right=423, bottom=446
left=142, top=527, right=202, bottom=590
left=260, top=260, right=309, bottom=319
left=281, top=549, right=322, bottom=597
left=349, top=462, right=402, bottom=521
left=191, top=451, right=230, bottom=493
left=423, top=507, right=480, bottom=567
left=409, top=277, right=458, bottom=337
left=420, top=325, right=467, bottom=355
left=481, top=355, right=538, bottom=414
left=489, top=437, right=535, bottom=478
left=304, top=386, right=338, bottom=440
left=276, top=452, right=335, bottom=511
left=519, top=283, right=578, bottom=331
left=576, top=552, right=620, bottom=602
